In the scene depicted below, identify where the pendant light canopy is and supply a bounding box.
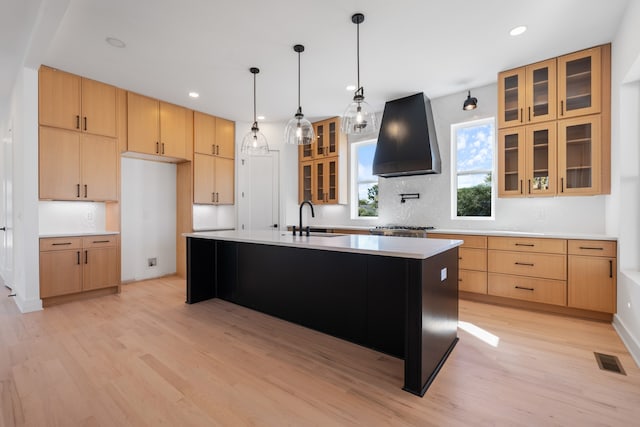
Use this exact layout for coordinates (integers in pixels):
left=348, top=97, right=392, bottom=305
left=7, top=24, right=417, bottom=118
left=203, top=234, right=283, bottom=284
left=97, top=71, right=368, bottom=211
left=284, top=44, right=315, bottom=146
left=463, top=90, right=478, bottom=111
left=241, top=67, right=269, bottom=155
left=342, top=13, right=378, bottom=136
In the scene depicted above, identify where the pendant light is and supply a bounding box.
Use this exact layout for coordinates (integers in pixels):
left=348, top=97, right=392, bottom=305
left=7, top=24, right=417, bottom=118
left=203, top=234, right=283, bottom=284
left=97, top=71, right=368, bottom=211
left=341, top=13, right=378, bottom=135
left=463, top=90, right=478, bottom=110
left=284, top=44, right=315, bottom=145
left=241, top=67, right=269, bottom=155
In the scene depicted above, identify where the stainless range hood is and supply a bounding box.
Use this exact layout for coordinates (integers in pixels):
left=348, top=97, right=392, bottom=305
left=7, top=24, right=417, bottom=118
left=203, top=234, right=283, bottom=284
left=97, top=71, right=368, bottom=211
left=372, top=92, right=441, bottom=177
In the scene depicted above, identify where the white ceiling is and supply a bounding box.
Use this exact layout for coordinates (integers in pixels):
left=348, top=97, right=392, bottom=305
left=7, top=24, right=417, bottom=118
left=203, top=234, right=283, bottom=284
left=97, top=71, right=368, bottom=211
left=1, top=0, right=631, bottom=124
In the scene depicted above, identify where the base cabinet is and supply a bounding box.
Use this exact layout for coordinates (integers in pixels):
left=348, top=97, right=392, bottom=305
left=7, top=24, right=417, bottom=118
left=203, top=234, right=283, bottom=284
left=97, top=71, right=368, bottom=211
left=40, top=235, right=119, bottom=301
left=568, top=240, right=617, bottom=313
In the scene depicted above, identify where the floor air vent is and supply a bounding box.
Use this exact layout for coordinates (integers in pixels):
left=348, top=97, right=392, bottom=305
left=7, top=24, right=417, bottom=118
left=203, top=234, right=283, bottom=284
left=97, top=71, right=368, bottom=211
left=594, top=352, right=626, bottom=375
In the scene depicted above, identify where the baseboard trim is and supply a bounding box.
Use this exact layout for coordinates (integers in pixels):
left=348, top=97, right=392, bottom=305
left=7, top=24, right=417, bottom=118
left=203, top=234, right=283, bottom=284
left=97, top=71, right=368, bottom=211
left=613, top=314, right=640, bottom=368
left=13, top=294, right=43, bottom=313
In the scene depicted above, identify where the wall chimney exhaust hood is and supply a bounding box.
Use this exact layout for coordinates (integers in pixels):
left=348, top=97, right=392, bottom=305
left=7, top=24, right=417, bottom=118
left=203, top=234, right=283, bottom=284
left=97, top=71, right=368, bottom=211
left=372, top=92, right=441, bottom=177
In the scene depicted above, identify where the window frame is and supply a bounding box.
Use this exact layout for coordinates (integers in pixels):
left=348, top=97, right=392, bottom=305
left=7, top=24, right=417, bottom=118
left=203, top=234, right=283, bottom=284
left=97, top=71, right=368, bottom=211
left=350, top=139, right=378, bottom=220
left=450, top=117, right=496, bottom=220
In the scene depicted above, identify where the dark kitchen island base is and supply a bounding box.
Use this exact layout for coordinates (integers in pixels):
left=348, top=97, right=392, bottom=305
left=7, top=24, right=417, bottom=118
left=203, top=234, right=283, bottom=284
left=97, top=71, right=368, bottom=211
left=186, top=236, right=459, bottom=396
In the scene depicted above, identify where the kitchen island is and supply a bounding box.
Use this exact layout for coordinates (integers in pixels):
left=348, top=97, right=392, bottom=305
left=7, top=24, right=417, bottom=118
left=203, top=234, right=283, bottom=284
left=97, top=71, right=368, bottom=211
left=185, top=230, right=462, bottom=396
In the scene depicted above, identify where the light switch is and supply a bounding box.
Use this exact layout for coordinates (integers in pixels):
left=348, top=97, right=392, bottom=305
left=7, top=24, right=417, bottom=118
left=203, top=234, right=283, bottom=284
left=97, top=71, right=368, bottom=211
left=441, top=267, right=447, bottom=281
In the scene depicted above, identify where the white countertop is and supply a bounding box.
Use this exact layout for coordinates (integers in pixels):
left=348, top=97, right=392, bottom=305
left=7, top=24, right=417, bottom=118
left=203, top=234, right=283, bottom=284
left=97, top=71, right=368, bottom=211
left=185, top=230, right=462, bottom=260
left=428, top=229, right=617, bottom=241
left=40, top=231, right=120, bottom=238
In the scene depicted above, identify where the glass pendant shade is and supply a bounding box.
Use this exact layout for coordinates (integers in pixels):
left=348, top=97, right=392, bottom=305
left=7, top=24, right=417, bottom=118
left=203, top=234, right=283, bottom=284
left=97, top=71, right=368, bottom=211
left=241, top=123, right=269, bottom=155
left=284, top=112, right=314, bottom=145
left=241, top=67, right=269, bottom=155
left=284, top=44, right=314, bottom=145
left=341, top=96, right=377, bottom=135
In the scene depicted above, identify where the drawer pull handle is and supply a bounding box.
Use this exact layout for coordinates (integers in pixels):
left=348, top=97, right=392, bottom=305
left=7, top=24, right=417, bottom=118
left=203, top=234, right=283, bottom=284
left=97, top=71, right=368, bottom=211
left=458, top=278, right=463, bottom=282
left=52, top=242, right=72, bottom=246
left=515, top=262, right=535, bottom=267
left=458, top=257, right=463, bottom=260
left=515, top=243, right=535, bottom=247
left=579, top=246, right=603, bottom=251
left=515, top=286, right=535, bottom=291
left=92, top=240, right=110, bottom=243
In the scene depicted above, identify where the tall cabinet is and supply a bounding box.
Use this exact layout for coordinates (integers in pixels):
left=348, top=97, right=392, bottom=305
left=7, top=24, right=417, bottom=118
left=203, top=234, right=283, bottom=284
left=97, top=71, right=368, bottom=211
left=497, top=44, right=610, bottom=197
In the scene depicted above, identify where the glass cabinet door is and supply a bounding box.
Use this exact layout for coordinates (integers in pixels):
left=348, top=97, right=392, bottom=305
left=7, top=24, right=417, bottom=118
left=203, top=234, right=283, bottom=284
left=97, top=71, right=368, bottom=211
left=558, top=47, right=602, bottom=118
left=327, top=159, right=337, bottom=202
left=315, top=160, right=325, bottom=203
left=498, top=69, right=525, bottom=128
left=525, top=59, right=556, bottom=124
left=327, top=119, right=338, bottom=156
left=498, top=128, right=525, bottom=197
left=315, top=122, right=325, bottom=157
left=298, top=161, right=313, bottom=203
left=526, top=123, right=557, bottom=196
left=558, top=116, right=601, bottom=195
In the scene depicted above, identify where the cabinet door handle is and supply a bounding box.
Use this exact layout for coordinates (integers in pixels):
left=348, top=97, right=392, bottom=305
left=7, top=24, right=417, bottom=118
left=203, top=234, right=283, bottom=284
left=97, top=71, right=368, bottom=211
left=561, top=177, right=564, bottom=193
left=528, top=106, right=531, bottom=121
left=216, top=192, right=219, bottom=203
left=156, top=142, right=159, bottom=154
left=217, top=145, right=220, bottom=155
left=458, top=257, right=463, bottom=260
left=211, top=193, right=215, bottom=203
left=83, top=117, right=87, bottom=131
left=520, top=108, right=523, bottom=123
left=520, top=179, right=523, bottom=194
left=528, top=179, right=531, bottom=194
left=52, top=242, right=72, bottom=246
left=85, top=250, right=88, bottom=264
left=84, top=184, right=87, bottom=198
left=161, top=143, right=165, bottom=155
left=515, top=286, right=535, bottom=291
left=515, top=243, right=535, bottom=247
left=609, top=260, right=613, bottom=278
left=76, top=115, right=80, bottom=129
left=515, top=262, right=535, bottom=267
left=560, top=100, right=564, bottom=116
left=212, top=144, right=215, bottom=155
left=76, top=251, right=80, bottom=264
left=76, top=184, right=80, bottom=198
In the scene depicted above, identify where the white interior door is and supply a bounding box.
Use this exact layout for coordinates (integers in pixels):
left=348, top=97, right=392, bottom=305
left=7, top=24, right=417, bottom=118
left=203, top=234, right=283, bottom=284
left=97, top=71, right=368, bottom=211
left=0, top=124, right=14, bottom=289
left=239, top=151, right=280, bottom=231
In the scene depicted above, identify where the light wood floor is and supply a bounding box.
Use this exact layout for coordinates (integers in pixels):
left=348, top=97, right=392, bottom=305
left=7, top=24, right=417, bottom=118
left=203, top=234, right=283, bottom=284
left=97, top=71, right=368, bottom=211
left=1, top=277, right=639, bottom=426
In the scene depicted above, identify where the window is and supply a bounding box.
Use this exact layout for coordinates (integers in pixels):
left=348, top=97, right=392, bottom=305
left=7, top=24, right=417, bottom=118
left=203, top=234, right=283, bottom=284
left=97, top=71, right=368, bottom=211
left=451, top=118, right=495, bottom=219
left=351, top=140, right=378, bottom=218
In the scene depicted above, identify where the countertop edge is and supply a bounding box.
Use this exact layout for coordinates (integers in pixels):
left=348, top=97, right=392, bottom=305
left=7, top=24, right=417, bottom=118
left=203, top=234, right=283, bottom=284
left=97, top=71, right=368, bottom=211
left=40, top=231, right=120, bottom=238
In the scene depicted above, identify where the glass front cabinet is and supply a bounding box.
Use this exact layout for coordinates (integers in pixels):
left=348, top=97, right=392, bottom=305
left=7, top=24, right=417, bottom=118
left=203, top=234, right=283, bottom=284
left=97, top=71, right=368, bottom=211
left=558, top=115, right=601, bottom=195
left=558, top=47, right=602, bottom=119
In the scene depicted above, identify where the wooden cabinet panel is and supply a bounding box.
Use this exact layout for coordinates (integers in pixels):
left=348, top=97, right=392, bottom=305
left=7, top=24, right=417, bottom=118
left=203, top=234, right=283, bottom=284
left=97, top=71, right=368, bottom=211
left=557, top=115, right=602, bottom=195
left=568, top=255, right=616, bottom=313
left=193, top=153, right=215, bottom=204
left=82, top=235, right=118, bottom=248
left=488, top=250, right=566, bottom=280
left=459, top=248, right=487, bottom=271
left=82, top=134, right=118, bottom=201
left=39, top=127, right=81, bottom=200
left=81, top=78, right=117, bottom=137
left=215, top=117, right=235, bottom=159
left=488, top=236, right=566, bottom=254
left=194, top=111, right=216, bottom=155
left=215, top=157, right=234, bottom=204
left=39, top=237, right=82, bottom=251
left=428, top=233, right=487, bottom=249
left=459, top=270, right=487, bottom=294
left=39, top=66, right=81, bottom=132
left=83, top=247, right=118, bottom=291
left=159, top=101, right=188, bottom=159
left=127, top=92, right=160, bottom=155
left=40, top=250, right=83, bottom=298
left=558, top=46, right=602, bottom=118
left=568, top=239, right=616, bottom=257
left=488, top=273, right=566, bottom=306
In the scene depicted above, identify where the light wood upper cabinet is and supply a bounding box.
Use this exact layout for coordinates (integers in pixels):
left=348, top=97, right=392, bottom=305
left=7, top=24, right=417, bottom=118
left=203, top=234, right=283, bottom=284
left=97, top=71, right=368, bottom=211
left=558, top=46, right=603, bottom=119
left=498, top=68, right=526, bottom=128
left=498, top=128, right=525, bottom=197
left=39, top=66, right=117, bottom=138
left=299, top=117, right=341, bottom=160
left=194, top=113, right=235, bottom=158
left=557, top=115, right=602, bottom=195
left=126, top=92, right=190, bottom=161
left=39, top=127, right=117, bottom=201
left=193, top=153, right=234, bottom=205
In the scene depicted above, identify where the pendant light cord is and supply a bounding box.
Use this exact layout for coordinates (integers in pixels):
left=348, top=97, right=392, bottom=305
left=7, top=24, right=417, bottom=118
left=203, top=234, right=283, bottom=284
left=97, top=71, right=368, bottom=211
left=298, top=50, right=301, bottom=110
left=253, top=72, right=257, bottom=124
left=356, top=20, right=360, bottom=90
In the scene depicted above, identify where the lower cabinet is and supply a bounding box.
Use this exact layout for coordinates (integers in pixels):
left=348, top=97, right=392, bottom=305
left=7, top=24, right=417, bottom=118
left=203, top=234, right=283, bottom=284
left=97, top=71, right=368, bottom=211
left=40, top=235, right=119, bottom=301
left=428, top=233, right=487, bottom=294
left=568, top=240, right=617, bottom=313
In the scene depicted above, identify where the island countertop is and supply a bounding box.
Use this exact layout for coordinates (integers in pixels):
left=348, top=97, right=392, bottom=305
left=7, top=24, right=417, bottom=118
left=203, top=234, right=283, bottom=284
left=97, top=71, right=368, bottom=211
left=184, top=230, right=462, bottom=260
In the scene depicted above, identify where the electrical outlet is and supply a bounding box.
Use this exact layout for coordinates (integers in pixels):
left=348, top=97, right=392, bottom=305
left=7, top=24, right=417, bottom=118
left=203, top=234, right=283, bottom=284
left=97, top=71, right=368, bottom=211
left=147, top=257, right=157, bottom=267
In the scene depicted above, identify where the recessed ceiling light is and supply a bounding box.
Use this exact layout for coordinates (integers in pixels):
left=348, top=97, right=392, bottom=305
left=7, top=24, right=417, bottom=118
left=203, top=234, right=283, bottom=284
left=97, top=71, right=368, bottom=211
left=105, top=37, right=126, bottom=48
left=346, top=85, right=356, bottom=91
left=188, top=92, right=199, bottom=98
left=257, top=115, right=265, bottom=121
left=509, top=26, right=527, bottom=36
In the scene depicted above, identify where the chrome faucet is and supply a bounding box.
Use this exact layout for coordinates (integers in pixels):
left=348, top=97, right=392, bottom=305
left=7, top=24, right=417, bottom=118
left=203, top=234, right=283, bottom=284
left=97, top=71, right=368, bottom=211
left=294, top=200, right=315, bottom=236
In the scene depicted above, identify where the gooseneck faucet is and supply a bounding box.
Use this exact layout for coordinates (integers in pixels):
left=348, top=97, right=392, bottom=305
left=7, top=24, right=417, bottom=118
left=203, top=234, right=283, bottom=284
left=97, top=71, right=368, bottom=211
left=294, top=200, right=315, bottom=236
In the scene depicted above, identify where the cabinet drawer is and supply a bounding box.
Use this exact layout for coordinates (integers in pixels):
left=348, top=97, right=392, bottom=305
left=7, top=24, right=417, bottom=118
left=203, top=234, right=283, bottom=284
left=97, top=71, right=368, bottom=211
left=83, top=235, right=117, bottom=248
left=488, top=250, right=566, bottom=280
left=459, top=248, right=487, bottom=271
left=488, top=273, right=567, bottom=306
left=568, top=240, right=616, bottom=257
left=429, top=233, right=487, bottom=249
left=488, top=236, right=566, bottom=254
left=459, top=270, right=487, bottom=294
left=40, top=237, right=82, bottom=251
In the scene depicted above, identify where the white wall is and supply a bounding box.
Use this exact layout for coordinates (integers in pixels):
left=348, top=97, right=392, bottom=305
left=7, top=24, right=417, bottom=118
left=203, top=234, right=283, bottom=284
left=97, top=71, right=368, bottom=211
left=609, top=0, right=640, bottom=365
left=39, top=201, right=106, bottom=234
left=120, top=158, right=176, bottom=282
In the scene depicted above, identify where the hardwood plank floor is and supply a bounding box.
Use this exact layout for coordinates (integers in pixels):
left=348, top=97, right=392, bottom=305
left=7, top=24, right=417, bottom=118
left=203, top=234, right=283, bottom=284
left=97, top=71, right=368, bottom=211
left=1, top=276, right=639, bottom=426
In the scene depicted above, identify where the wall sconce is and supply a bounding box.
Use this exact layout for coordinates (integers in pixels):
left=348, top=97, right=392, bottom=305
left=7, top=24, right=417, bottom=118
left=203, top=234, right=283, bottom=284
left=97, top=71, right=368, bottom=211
left=463, top=91, right=478, bottom=111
